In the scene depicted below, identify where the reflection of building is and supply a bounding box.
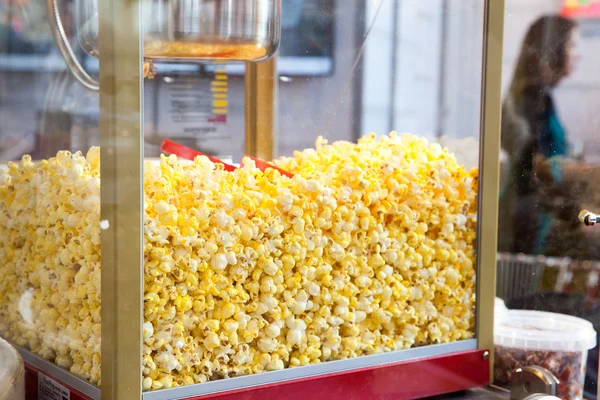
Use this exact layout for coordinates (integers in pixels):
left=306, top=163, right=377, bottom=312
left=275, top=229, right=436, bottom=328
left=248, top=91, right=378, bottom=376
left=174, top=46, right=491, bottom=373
left=361, top=0, right=484, bottom=140
left=0, top=0, right=352, bottom=161
left=0, top=0, right=60, bottom=53
left=280, top=0, right=334, bottom=58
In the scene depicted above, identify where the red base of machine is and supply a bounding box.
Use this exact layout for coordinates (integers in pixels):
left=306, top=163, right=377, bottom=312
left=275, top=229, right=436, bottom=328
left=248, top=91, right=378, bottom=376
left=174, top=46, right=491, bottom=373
left=24, top=349, right=489, bottom=400
left=25, top=362, right=93, bottom=400
left=191, top=349, right=490, bottom=400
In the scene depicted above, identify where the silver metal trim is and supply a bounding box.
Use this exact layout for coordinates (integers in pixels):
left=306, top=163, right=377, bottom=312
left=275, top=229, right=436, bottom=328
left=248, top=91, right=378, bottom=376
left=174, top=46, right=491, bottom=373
left=143, top=339, right=477, bottom=400
left=14, top=344, right=101, bottom=400
left=0, top=54, right=69, bottom=72
left=204, top=57, right=333, bottom=76
left=47, top=0, right=99, bottom=91
left=84, top=58, right=201, bottom=74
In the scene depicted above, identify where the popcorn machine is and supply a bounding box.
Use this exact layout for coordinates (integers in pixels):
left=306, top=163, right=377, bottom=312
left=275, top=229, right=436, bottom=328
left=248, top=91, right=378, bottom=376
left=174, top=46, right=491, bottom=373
left=0, top=0, right=512, bottom=400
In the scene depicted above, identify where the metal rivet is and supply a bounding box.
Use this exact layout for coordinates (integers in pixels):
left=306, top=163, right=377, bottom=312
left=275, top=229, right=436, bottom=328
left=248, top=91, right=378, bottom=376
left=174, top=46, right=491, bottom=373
left=483, top=351, right=489, bottom=360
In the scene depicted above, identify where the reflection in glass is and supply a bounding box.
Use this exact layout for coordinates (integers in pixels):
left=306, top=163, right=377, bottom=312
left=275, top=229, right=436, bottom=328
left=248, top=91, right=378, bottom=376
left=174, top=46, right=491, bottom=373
left=499, top=15, right=589, bottom=259
left=497, top=10, right=600, bottom=399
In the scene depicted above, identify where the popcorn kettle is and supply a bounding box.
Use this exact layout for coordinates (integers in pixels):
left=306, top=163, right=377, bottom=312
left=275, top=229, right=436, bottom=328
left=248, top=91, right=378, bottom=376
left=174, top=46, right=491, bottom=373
left=47, top=0, right=282, bottom=91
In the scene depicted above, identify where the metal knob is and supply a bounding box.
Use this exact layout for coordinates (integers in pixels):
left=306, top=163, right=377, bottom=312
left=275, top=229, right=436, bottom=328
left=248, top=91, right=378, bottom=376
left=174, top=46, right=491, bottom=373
left=509, top=366, right=559, bottom=400
left=579, top=209, right=600, bottom=226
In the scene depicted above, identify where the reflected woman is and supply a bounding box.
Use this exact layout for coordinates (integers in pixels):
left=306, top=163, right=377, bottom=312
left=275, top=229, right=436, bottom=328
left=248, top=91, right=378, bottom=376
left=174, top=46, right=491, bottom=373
left=498, top=15, right=583, bottom=256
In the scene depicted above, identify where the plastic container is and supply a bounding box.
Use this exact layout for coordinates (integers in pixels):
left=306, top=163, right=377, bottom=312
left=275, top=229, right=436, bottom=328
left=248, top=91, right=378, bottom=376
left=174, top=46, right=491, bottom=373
left=0, top=337, right=25, bottom=400
left=494, top=310, right=597, bottom=400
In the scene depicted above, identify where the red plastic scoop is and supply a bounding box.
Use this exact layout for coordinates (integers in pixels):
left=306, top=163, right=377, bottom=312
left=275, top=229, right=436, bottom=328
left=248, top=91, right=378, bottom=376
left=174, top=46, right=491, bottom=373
left=242, top=155, right=294, bottom=178
left=161, top=139, right=237, bottom=172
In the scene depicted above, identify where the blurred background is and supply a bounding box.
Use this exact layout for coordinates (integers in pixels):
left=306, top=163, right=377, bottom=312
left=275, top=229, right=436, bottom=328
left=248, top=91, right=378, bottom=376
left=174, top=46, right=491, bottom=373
left=0, top=0, right=485, bottom=161
left=1, top=1, right=598, bottom=161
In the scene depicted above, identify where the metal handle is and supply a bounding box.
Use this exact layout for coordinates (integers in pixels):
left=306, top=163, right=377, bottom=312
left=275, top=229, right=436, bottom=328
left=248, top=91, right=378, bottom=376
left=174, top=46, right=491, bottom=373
left=47, top=0, right=99, bottom=92
left=579, top=210, right=600, bottom=226
left=510, top=366, right=559, bottom=400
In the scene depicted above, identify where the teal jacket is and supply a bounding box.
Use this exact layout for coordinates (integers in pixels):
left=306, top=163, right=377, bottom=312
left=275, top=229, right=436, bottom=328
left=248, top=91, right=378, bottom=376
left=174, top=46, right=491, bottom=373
left=499, top=84, right=568, bottom=255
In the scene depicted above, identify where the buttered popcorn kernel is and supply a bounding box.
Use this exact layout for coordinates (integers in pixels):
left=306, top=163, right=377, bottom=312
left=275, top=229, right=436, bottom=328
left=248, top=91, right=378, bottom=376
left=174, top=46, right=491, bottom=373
left=0, top=133, right=477, bottom=389
left=0, top=149, right=101, bottom=384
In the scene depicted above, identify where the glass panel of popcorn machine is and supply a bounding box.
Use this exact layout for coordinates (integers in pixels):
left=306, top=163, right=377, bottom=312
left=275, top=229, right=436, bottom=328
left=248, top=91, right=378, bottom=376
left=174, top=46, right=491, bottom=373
left=0, top=0, right=102, bottom=387
left=273, top=0, right=483, bottom=348
left=495, top=1, right=600, bottom=399
left=143, top=0, right=484, bottom=393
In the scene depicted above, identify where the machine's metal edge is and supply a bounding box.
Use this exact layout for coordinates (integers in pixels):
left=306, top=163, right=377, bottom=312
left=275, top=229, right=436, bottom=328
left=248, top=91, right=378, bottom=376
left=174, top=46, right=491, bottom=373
left=205, top=57, right=332, bottom=76
left=245, top=56, right=279, bottom=160
left=476, top=0, right=505, bottom=382
left=16, top=345, right=102, bottom=400
left=142, top=339, right=477, bottom=400
left=99, top=0, right=144, bottom=398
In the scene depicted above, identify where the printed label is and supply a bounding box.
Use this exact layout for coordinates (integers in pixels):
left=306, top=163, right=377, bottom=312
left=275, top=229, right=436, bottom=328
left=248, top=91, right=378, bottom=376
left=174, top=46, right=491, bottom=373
left=157, top=76, right=230, bottom=141
left=38, top=373, right=70, bottom=400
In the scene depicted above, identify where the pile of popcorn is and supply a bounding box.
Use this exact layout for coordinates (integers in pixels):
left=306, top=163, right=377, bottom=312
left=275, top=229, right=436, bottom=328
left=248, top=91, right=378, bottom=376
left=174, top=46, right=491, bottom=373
left=0, top=149, right=102, bottom=383
left=0, top=133, right=478, bottom=390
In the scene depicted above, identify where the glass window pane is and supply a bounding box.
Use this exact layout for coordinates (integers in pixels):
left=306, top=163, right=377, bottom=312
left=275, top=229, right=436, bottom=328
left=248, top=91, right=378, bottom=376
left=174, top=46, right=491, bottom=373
left=146, top=0, right=485, bottom=393
left=0, top=0, right=102, bottom=386
left=497, top=1, right=600, bottom=398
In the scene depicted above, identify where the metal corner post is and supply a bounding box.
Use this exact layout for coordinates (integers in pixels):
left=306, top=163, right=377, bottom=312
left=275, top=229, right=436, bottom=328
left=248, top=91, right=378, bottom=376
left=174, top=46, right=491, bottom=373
left=476, top=0, right=504, bottom=382
left=99, top=0, right=144, bottom=398
left=245, top=56, right=279, bottom=160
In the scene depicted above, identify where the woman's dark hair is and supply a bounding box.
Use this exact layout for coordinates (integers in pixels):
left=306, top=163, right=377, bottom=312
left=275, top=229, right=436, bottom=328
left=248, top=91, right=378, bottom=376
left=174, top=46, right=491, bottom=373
left=510, top=15, right=577, bottom=98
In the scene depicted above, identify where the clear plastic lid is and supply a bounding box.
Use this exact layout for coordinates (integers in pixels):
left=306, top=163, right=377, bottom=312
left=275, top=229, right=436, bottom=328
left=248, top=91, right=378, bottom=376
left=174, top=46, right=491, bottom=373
left=495, top=297, right=508, bottom=322
left=495, top=310, right=597, bottom=352
left=495, top=297, right=508, bottom=312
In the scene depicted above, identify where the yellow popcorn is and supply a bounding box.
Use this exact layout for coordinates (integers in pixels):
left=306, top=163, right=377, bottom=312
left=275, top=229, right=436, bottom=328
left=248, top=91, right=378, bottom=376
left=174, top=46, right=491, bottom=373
left=0, top=132, right=478, bottom=389
left=0, top=149, right=101, bottom=383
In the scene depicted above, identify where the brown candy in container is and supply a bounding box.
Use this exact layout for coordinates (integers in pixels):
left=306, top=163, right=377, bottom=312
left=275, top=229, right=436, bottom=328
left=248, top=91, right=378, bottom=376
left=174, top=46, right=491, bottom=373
left=494, top=310, right=596, bottom=400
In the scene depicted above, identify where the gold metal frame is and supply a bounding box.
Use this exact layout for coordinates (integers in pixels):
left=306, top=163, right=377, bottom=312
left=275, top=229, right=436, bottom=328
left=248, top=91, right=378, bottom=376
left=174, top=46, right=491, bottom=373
left=245, top=56, right=279, bottom=160
left=476, top=0, right=505, bottom=381
left=99, top=0, right=144, bottom=398
left=98, top=4, right=278, bottom=398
